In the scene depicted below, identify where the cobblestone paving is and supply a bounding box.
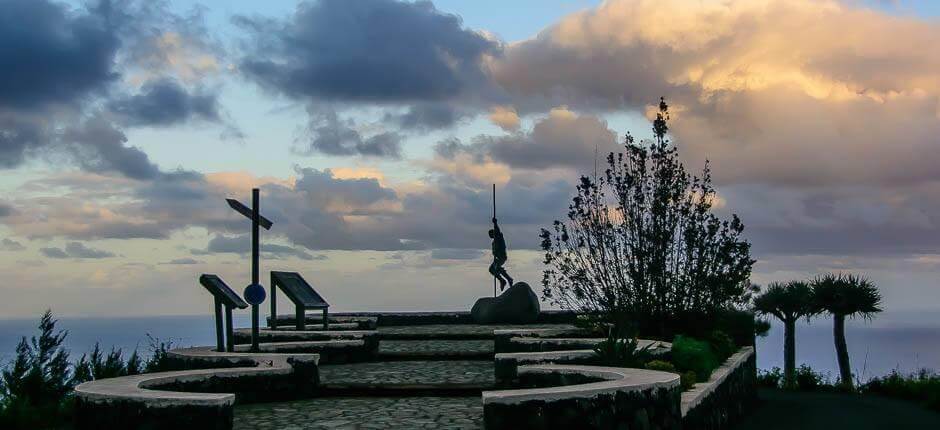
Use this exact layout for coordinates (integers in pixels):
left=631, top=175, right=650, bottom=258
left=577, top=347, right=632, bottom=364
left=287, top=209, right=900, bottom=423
left=319, top=360, right=494, bottom=386
left=377, top=324, right=574, bottom=337
left=379, top=340, right=493, bottom=354
left=234, top=396, right=482, bottom=429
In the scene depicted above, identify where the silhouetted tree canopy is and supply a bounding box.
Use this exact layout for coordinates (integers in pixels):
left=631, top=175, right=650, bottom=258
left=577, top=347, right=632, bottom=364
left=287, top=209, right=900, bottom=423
left=540, top=98, right=755, bottom=333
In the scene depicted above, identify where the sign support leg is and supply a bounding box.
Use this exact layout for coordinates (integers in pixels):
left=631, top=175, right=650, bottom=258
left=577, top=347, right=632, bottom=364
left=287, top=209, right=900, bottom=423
left=214, top=297, right=224, bottom=352
left=225, top=305, right=235, bottom=352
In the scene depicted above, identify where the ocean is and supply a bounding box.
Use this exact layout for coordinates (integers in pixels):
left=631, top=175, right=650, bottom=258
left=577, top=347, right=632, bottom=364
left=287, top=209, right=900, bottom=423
left=1, top=311, right=938, bottom=380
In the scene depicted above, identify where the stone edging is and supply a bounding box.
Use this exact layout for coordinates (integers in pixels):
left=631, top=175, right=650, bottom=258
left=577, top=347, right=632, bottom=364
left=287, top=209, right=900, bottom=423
left=73, top=349, right=321, bottom=430
left=484, top=364, right=680, bottom=404
left=482, top=364, right=683, bottom=429
left=681, top=346, right=755, bottom=415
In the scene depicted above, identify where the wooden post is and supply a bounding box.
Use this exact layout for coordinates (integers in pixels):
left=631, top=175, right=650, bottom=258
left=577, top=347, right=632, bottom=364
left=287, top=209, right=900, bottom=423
left=270, top=272, right=277, bottom=330
left=250, top=188, right=260, bottom=352
left=214, top=297, right=224, bottom=352
left=225, top=305, right=235, bottom=352
left=322, top=308, right=329, bottom=330
left=296, top=305, right=305, bottom=331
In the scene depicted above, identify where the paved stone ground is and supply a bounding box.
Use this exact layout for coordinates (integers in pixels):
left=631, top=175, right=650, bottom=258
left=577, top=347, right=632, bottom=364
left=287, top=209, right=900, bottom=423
left=377, top=323, right=574, bottom=337
left=234, top=396, right=482, bottom=429
left=319, top=360, right=494, bottom=386
left=379, top=340, right=493, bottom=354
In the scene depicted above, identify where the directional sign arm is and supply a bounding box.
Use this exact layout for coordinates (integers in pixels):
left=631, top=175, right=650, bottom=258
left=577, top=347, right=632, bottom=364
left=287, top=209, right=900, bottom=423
left=226, top=198, right=273, bottom=230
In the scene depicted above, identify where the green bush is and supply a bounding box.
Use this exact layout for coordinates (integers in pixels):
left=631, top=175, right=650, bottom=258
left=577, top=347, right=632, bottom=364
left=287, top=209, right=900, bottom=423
left=794, top=364, right=833, bottom=391
left=757, top=367, right=784, bottom=389
left=681, top=371, right=698, bottom=391
left=671, top=335, right=719, bottom=382
left=594, top=327, right=654, bottom=368
left=863, top=369, right=940, bottom=412
left=645, top=360, right=677, bottom=373
left=707, top=330, right=736, bottom=362
left=0, top=310, right=73, bottom=429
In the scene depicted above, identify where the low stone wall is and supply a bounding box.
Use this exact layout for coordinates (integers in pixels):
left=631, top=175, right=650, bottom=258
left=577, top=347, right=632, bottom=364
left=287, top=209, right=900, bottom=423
left=493, top=339, right=671, bottom=386
left=269, top=310, right=579, bottom=327
left=483, top=365, right=682, bottom=430
left=681, top=347, right=757, bottom=430
left=73, top=350, right=319, bottom=430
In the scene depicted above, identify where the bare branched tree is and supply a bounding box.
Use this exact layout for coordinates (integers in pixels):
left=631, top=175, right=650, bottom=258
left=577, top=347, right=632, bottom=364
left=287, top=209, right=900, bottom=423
left=540, top=98, right=755, bottom=335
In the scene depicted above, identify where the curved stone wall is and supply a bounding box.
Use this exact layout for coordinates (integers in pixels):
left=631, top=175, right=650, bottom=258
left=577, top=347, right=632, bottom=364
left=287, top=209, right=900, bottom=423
left=483, top=365, right=683, bottom=429
left=73, top=349, right=320, bottom=430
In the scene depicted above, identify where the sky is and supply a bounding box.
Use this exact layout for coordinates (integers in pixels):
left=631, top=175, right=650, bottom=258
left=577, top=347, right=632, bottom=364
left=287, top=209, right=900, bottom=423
left=1, top=0, right=940, bottom=319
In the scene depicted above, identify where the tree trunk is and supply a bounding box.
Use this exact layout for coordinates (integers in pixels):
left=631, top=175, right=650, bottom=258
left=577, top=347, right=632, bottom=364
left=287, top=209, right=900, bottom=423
left=833, top=314, right=853, bottom=389
left=784, top=317, right=796, bottom=389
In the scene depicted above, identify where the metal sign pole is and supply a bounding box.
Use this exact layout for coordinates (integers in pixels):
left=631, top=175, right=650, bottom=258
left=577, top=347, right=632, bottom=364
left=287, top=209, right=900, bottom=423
left=251, top=189, right=260, bottom=352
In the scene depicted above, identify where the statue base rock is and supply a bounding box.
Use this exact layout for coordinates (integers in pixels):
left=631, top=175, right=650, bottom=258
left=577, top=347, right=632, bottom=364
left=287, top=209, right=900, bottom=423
left=471, top=282, right=540, bottom=324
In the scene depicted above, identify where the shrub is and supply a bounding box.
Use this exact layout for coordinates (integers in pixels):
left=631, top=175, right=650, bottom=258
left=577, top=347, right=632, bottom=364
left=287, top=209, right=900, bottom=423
left=671, top=335, right=719, bottom=382
left=0, top=310, right=73, bottom=429
left=144, top=334, right=177, bottom=373
left=680, top=371, right=698, bottom=391
left=707, top=330, right=736, bottom=362
left=757, top=367, right=784, bottom=389
left=645, top=360, right=677, bottom=373
left=794, top=364, right=833, bottom=391
left=540, top=98, right=755, bottom=336
left=594, top=326, right=654, bottom=368
left=863, top=369, right=940, bottom=412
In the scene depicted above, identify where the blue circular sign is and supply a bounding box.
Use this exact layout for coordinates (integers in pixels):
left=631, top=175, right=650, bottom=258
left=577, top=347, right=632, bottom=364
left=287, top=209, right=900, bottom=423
left=244, top=283, right=266, bottom=305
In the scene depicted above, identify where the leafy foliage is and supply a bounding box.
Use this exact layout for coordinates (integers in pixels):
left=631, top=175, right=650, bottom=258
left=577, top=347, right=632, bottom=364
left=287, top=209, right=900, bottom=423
left=863, top=369, right=940, bottom=412
left=71, top=343, right=145, bottom=384
left=593, top=324, right=655, bottom=368
left=540, top=98, right=755, bottom=337
left=811, top=273, right=883, bottom=319
left=671, top=335, right=720, bottom=382
left=0, top=310, right=73, bottom=429
left=644, top=360, right=677, bottom=373
left=144, top=334, right=177, bottom=373
left=754, top=281, right=817, bottom=322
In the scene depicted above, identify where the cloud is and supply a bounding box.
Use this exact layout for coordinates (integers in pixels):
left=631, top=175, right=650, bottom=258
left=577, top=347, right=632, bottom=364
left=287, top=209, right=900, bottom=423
left=41, top=242, right=114, bottom=259
left=0, top=238, right=25, bottom=251
left=235, top=0, right=498, bottom=103
left=162, top=257, right=202, bottom=265
left=494, top=0, right=940, bottom=187
left=433, top=107, right=619, bottom=172
left=430, top=248, right=484, bottom=260
left=489, top=106, right=520, bottom=132
left=0, top=0, right=234, bottom=177
left=0, top=202, right=12, bottom=217
left=0, top=0, right=119, bottom=110
left=389, top=103, right=469, bottom=130
left=199, top=234, right=317, bottom=260
left=299, top=110, right=402, bottom=158
left=109, top=79, right=220, bottom=126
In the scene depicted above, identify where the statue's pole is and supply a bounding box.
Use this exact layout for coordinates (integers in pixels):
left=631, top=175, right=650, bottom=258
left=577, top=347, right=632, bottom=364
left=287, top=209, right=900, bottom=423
left=492, top=184, right=497, bottom=298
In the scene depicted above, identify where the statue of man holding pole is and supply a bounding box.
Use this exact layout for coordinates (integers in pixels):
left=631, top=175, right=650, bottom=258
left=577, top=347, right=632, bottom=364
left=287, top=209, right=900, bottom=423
left=489, top=184, right=514, bottom=291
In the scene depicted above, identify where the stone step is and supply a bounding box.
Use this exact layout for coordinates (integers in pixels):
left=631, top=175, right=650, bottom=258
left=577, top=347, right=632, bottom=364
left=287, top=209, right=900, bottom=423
left=377, top=340, right=494, bottom=361
left=317, top=360, right=495, bottom=393
left=232, top=328, right=377, bottom=345
left=266, top=315, right=378, bottom=330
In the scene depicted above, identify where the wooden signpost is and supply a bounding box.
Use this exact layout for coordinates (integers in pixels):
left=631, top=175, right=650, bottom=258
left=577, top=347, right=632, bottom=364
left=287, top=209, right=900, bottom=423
left=226, top=188, right=273, bottom=352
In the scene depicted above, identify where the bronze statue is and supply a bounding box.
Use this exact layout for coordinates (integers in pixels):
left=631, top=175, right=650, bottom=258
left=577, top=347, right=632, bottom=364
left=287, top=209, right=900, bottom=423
left=488, top=217, right=513, bottom=291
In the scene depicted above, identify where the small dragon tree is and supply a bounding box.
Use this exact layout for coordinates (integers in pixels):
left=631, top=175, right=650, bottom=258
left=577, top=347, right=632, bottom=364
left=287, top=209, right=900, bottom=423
left=540, top=98, right=755, bottom=338
left=812, top=273, right=883, bottom=390
left=753, top=281, right=816, bottom=389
